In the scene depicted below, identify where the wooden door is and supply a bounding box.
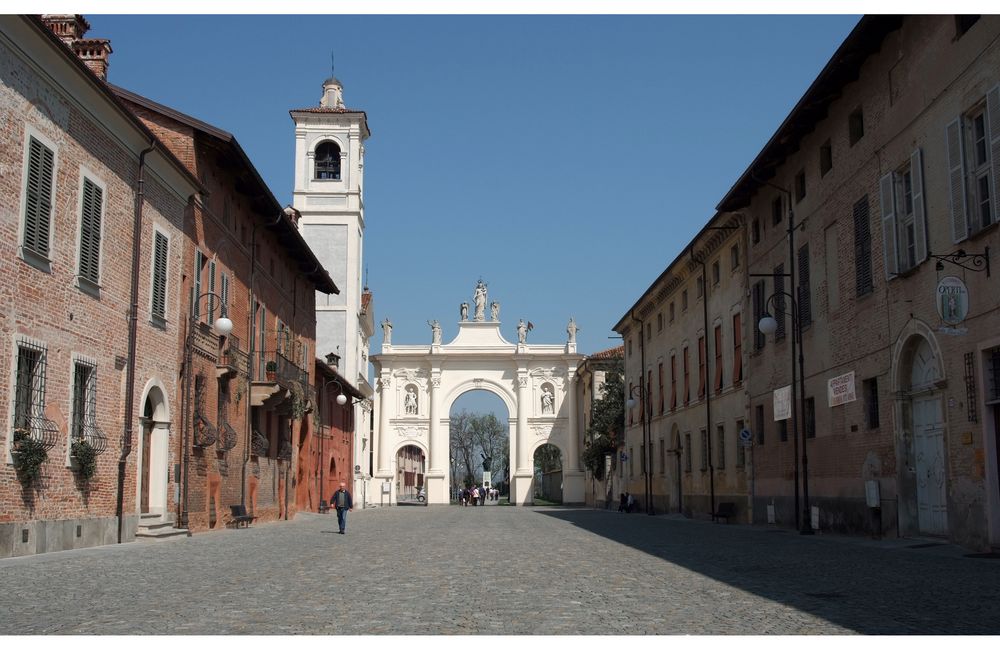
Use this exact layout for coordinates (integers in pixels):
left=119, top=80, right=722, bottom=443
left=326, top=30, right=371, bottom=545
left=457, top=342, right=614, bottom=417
left=140, top=421, right=152, bottom=514
left=913, top=396, right=948, bottom=535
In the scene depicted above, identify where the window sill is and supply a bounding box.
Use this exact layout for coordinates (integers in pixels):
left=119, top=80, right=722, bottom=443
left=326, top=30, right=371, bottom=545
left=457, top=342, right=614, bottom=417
left=150, top=315, right=167, bottom=331
left=968, top=220, right=999, bottom=242
left=19, top=247, right=52, bottom=274
left=76, top=276, right=101, bottom=299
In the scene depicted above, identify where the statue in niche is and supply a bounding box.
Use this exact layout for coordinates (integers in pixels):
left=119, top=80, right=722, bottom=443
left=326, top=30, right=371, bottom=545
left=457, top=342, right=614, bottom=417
left=428, top=319, right=442, bottom=345
left=404, top=386, right=418, bottom=415
left=541, top=386, right=555, bottom=415
left=567, top=317, right=578, bottom=344
left=491, top=301, right=500, bottom=321
left=517, top=319, right=527, bottom=344
left=460, top=302, right=469, bottom=320
left=473, top=280, right=488, bottom=321
left=381, top=318, right=392, bottom=345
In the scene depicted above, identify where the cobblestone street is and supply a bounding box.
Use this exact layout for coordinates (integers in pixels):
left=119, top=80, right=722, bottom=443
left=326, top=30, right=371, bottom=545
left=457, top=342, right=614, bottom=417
left=1, top=506, right=999, bottom=634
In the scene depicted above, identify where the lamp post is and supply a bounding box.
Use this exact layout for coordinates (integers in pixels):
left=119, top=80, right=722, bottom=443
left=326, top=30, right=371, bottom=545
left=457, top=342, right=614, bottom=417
left=626, top=384, right=653, bottom=515
left=180, top=292, right=233, bottom=528
left=758, top=291, right=813, bottom=535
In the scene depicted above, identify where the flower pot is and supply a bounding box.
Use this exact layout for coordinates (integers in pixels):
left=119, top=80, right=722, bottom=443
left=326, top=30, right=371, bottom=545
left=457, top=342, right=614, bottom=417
left=266, top=371, right=276, bottom=382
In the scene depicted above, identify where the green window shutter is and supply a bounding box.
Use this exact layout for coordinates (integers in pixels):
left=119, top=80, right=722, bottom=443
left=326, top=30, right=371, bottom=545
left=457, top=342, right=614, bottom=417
left=879, top=172, right=898, bottom=279
left=152, top=232, right=168, bottom=320
left=78, top=178, right=103, bottom=284
left=946, top=117, right=969, bottom=244
left=987, top=84, right=1000, bottom=228
left=910, top=148, right=928, bottom=266
left=193, top=250, right=203, bottom=319
left=208, top=259, right=217, bottom=323
left=23, top=137, right=55, bottom=257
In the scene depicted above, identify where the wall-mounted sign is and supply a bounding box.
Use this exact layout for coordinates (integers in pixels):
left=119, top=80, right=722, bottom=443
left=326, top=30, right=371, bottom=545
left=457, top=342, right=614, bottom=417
left=773, top=385, right=791, bottom=421
left=828, top=371, right=857, bottom=407
left=936, top=276, right=969, bottom=325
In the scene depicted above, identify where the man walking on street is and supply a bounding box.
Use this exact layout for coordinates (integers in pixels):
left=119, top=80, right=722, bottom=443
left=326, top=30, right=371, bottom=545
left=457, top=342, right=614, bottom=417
left=332, top=482, right=353, bottom=534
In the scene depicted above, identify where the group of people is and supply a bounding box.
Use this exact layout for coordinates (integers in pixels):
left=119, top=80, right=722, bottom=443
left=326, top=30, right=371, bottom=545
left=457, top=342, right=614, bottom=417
left=617, top=492, right=636, bottom=513
left=459, top=486, right=499, bottom=506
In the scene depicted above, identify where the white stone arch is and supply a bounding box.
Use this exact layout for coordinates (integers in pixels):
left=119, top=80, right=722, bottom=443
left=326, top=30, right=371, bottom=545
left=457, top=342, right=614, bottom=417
left=372, top=295, right=584, bottom=506
left=137, top=377, right=171, bottom=516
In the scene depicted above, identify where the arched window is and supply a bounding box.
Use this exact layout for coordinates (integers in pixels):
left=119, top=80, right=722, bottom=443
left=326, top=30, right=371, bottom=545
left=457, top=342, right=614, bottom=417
left=314, top=142, right=341, bottom=180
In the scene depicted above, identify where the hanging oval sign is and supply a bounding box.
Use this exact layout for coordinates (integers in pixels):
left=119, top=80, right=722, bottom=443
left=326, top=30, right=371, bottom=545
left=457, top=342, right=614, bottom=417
left=936, top=276, right=969, bottom=325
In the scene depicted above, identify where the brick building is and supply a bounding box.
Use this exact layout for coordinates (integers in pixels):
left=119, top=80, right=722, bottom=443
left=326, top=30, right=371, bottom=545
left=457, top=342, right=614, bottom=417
left=110, top=86, right=339, bottom=533
left=720, top=15, right=1000, bottom=548
left=615, top=213, right=749, bottom=519
left=0, top=15, right=200, bottom=557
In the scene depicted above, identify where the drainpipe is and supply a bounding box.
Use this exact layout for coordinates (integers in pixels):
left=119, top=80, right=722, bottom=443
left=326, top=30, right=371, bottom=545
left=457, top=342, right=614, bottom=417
left=692, top=249, right=716, bottom=519
left=630, top=309, right=653, bottom=515
left=117, top=142, right=156, bottom=544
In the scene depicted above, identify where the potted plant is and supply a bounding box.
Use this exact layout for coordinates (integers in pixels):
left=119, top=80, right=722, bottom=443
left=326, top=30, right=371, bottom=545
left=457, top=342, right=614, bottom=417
left=11, top=428, right=47, bottom=485
left=70, top=438, right=98, bottom=481
left=265, top=360, right=277, bottom=382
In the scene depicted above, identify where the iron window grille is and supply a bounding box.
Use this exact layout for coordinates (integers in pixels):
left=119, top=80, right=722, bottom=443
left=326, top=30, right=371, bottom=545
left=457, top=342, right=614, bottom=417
left=964, top=352, right=978, bottom=423
left=986, top=347, right=1000, bottom=405
left=13, top=339, right=58, bottom=450
left=864, top=377, right=880, bottom=430
left=250, top=428, right=269, bottom=457
left=71, top=360, right=107, bottom=455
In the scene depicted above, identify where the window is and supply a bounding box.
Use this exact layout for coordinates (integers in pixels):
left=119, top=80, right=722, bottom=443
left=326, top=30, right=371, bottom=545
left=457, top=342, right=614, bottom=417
left=696, top=276, right=704, bottom=298
left=735, top=418, right=746, bottom=468
left=956, top=15, right=979, bottom=37
left=628, top=383, right=634, bottom=426
left=700, top=429, right=708, bottom=471
left=193, top=250, right=205, bottom=320
left=714, top=324, right=723, bottom=394
left=71, top=360, right=97, bottom=444
left=697, top=336, right=706, bottom=400
left=820, top=139, right=833, bottom=176
left=882, top=150, right=928, bottom=277
left=731, top=244, right=740, bottom=270
left=682, top=289, right=688, bottom=311
left=854, top=196, right=874, bottom=296
left=752, top=280, right=766, bottom=351
left=22, top=136, right=55, bottom=262
left=987, top=348, right=1000, bottom=404
left=13, top=340, right=48, bottom=441
left=684, top=434, right=692, bottom=473
left=657, top=312, right=663, bottom=332
left=207, top=259, right=217, bottom=323
left=774, top=263, right=786, bottom=340
left=220, top=272, right=230, bottom=321
left=717, top=424, right=725, bottom=470
left=795, top=170, right=806, bottom=203
left=772, top=196, right=783, bottom=226
left=805, top=397, right=816, bottom=438
left=712, top=260, right=720, bottom=286
left=629, top=447, right=634, bottom=477
left=658, top=362, right=664, bottom=414
left=947, top=96, right=998, bottom=241
left=779, top=418, right=788, bottom=442
left=669, top=302, right=675, bottom=322
left=849, top=107, right=865, bottom=145
left=646, top=322, right=651, bottom=341
left=732, top=313, right=743, bottom=384
left=751, top=218, right=761, bottom=245
left=659, top=439, right=666, bottom=475
left=683, top=347, right=690, bottom=406
left=151, top=230, right=169, bottom=328
left=755, top=404, right=765, bottom=445
left=864, top=377, right=880, bottom=429
left=798, top=244, right=812, bottom=327
left=646, top=369, right=653, bottom=422
left=670, top=355, right=677, bottom=411
left=77, top=177, right=104, bottom=288
left=314, top=141, right=342, bottom=180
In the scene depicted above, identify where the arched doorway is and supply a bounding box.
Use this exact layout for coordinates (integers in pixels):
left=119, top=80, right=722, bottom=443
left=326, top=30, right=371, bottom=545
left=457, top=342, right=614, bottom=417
left=138, top=381, right=170, bottom=516
left=395, top=444, right=426, bottom=502
left=449, top=390, right=511, bottom=503
left=533, top=443, right=563, bottom=504
left=896, top=331, right=948, bottom=536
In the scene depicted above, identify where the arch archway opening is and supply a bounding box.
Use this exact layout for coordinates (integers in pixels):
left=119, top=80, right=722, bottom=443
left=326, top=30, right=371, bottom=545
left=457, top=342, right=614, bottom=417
left=395, top=444, right=426, bottom=502
left=449, top=390, right=510, bottom=504
left=533, top=443, right=563, bottom=504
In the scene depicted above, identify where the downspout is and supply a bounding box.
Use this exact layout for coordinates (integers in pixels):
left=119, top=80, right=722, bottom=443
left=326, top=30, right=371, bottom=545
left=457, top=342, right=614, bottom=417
left=693, top=249, right=716, bottom=519
left=630, top=309, right=652, bottom=515
left=117, top=142, right=156, bottom=544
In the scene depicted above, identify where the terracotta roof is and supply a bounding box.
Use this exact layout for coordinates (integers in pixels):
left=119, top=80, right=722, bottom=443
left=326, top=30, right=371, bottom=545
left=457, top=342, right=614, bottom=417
left=589, top=345, right=624, bottom=360
left=360, top=290, right=372, bottom=314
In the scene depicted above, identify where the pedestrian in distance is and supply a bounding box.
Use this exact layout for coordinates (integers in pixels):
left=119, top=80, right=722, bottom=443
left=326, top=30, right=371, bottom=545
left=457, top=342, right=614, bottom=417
left=331, top=482, right=353, bottom=534
left=618, top=493, right=626, bottom=512
left=626, top=492, right=635, bottom=513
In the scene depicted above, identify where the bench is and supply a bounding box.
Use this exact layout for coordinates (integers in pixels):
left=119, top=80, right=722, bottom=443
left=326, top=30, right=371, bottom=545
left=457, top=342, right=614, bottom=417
left=318, top=499, right=330, bottom=514
left=712, top=502, right=737, bottom=523
left=228, top=504, right=256, bottom=528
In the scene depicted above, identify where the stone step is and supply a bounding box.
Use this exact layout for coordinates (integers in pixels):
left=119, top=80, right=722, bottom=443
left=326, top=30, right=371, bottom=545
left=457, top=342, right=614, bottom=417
left=135, top=526, right=190, bottom=541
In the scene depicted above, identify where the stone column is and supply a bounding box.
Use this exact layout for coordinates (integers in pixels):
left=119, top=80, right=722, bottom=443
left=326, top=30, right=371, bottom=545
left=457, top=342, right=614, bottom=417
left=376, top=374, right=392, bottom=475
left=512, top=370, right=532, bottom=505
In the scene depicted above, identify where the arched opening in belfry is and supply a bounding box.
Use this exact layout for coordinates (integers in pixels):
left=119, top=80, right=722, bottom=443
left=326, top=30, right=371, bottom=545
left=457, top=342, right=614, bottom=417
left=533, top=443, right=563, bottom=504
left=449, top=390, right=510, bottom=502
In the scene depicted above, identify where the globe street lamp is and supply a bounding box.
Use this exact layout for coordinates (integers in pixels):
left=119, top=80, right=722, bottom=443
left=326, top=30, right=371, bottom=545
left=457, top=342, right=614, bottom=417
left=626, top=384, right=653, bottom=515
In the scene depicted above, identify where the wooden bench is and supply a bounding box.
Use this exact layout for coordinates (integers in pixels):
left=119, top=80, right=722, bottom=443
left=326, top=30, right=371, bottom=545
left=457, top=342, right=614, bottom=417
left=318, top=500, right=330, bottom=514
left=712, top=502, right=737, bottom=523
left=228, top=504, right=256, bottom=528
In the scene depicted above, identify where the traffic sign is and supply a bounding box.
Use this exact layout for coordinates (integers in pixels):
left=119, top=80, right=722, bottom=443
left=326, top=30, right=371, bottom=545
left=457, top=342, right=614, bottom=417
left=739, top=428, right=752, bottom=442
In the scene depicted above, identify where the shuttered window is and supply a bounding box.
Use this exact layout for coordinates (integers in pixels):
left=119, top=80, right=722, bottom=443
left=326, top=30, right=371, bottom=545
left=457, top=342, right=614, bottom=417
left=78, top=178, right=103, bottom=285
left=752, top=280, right=766, bottom=350
left=22, top=137, right=55, bottom=259
left=714, top=324, right=723, bottom=394
left=697, top=336, right=706, bottom=399
left=798, top=244, right=812, bottom=327
left=207, top=259, right=217, bottom=323
left=151, top=231, right=168, bottom=326
left=716, top=424, right=726, bottom=470
left=193, top=250, right=204, bottom=320
left=853, top=196, right=873, bottom=297
left=220, top=272, right=230, bottom=319
left=946, top=85, right=1000, bottom=243
left=732, top=313, right=743, bottom=384
left=670, top=355, right=677, bottom=411
left=658, top=363, right=664, bottom=414
left=774, top=264, right=786, bottom=340
left=882, top=149, right=928, bottom=278
left=682, top=347, right=690, bottom=406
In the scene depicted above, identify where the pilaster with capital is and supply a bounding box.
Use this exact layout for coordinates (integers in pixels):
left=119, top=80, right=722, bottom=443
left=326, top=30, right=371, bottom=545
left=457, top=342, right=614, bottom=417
left=377, top=373, right=392, bottom=474
left=428, top=371, right=445, bottom=472
left=565, top=371, right=579, bottom=471
left=515, top=370, right=529, bottom=472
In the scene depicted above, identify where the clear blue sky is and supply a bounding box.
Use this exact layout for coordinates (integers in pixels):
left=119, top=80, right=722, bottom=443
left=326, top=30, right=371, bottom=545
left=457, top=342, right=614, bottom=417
left=92, top=14, right=859, bottom=413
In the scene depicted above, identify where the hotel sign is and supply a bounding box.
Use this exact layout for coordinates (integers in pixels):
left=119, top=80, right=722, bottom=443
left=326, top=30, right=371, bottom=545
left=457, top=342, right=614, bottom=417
left=936, top=276, right=969, bottom=326
left=828, top=371, right=857, bottom=407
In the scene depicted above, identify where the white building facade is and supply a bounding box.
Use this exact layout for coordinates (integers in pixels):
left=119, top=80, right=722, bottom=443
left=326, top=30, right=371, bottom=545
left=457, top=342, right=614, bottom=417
left=291, top=77, right=374, bottom=502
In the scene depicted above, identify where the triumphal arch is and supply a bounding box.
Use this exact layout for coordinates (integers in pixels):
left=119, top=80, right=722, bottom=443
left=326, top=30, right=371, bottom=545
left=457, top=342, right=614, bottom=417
left=371, top=281, right=584, bottom=505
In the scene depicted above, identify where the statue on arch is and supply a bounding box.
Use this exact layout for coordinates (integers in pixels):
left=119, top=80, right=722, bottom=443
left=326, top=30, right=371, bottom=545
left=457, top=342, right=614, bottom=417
left=541, top=386, right=555, bottom=415
left=473, top=279, right=488, bottom=321
left=404, top=386, right=418, bottom=415
left=490, top=301, right=500, bottom=321
left=517, top=319, right=527, bottom=344
left=428, top=319, right=442, bottom=345
left=381, top=318, right=392, bottom=345
left=567, top=317, right=578, bottom=345
left=460, top=302, right=469, bottom=320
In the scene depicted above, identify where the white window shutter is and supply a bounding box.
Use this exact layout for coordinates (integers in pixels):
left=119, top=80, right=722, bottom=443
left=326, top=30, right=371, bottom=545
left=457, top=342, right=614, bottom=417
left=911, top=148, right=928, bottom=265
left=946, top=117, right=968, bottom=243
left=986, top=84, right=1000, bottom=227
left=879, top=172, right=898, bottom=279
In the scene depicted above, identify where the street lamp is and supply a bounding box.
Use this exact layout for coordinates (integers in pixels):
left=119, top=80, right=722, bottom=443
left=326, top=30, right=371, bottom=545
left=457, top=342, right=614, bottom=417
left=626, top=384, right=653, bottom=515
left=180, top=292, right=233, bottom=527
left=758, top=289, right=813, bottom=536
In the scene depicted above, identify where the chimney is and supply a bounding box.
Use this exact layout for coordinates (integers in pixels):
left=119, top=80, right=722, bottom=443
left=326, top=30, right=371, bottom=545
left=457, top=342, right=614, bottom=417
left=41, top=14, right=113, bottom=81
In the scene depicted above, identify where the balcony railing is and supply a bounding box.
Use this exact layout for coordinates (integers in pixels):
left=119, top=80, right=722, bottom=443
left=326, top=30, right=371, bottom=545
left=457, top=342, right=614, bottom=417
left=257, top=351, right=308, bottom=386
